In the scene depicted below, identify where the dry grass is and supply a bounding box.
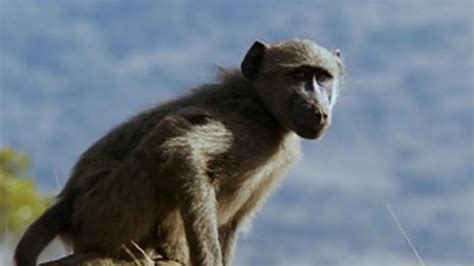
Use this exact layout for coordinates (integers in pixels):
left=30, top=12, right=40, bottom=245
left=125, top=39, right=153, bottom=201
left=386, top=203, right=426, bottom=266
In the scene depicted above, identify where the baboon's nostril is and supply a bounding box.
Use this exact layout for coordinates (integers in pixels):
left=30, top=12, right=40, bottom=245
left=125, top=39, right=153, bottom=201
left=315, top=112, right=328, bottom=124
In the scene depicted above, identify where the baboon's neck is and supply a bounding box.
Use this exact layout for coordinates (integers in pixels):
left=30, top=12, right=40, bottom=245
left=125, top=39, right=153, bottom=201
left=210, top=69, right=291, bottom=138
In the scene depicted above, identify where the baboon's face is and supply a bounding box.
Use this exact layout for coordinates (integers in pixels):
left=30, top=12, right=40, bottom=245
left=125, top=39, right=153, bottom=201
left=241, top=39, right=344, bottom=139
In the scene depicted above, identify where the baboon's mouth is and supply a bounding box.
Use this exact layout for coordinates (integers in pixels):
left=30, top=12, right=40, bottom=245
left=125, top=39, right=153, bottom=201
left=292, top=120, right=328, bottom=140
left=290, top=109, right=328, bottom=140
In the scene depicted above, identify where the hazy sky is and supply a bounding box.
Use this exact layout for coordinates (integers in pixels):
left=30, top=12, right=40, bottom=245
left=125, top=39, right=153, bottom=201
left=1, top=1, right=473, bottom=265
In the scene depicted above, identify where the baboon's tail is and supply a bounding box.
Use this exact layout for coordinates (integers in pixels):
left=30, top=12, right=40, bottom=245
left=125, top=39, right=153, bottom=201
left=14, top=198, right=72, bottom=266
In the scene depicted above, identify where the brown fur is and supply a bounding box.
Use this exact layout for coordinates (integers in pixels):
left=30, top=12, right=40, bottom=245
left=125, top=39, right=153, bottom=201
left=14, top=39, right=344, bottom=266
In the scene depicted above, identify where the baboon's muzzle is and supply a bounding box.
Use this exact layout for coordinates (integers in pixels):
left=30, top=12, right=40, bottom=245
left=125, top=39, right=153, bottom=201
left=290, top=103, right=329, bottom=139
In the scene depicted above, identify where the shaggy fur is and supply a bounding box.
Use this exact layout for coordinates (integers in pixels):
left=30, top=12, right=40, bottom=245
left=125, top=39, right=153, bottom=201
left=14, top=39, right=344, bottom=266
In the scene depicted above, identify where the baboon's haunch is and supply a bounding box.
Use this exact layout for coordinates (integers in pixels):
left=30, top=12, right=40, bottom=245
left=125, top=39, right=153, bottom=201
left=15, top=39, right=344, bottom=266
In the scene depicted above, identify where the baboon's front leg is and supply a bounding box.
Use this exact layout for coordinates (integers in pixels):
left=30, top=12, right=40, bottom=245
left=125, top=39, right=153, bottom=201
left=218, top=173, right=283, bottom=266
left=179, top=176, right=222, bottom=266
left=149, top=113, right=224, bottom=266
left=219, top=222, right=239, bottom=266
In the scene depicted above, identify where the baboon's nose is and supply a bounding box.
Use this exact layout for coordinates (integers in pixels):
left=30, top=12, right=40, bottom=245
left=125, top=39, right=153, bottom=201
left=315, top=112, right=328, bottom=124
left=321, top=112, right=328, bottom=121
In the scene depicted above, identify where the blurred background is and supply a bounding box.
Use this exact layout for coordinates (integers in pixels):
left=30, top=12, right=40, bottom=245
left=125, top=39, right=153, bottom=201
left=0, top=1, right=473, bottom=265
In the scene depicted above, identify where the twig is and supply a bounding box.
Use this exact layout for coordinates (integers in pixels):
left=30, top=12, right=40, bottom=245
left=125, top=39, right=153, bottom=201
left=121, top=244, right=140, bottom=264
left=130, top=240, right=153, bottom=264
left=386, top=203, right=426, bottom=266
left=53, top=169, right=62, bottom=191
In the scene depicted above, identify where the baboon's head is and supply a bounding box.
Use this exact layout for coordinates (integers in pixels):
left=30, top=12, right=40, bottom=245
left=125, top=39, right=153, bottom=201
left=241, top=39, right=344, bottom=139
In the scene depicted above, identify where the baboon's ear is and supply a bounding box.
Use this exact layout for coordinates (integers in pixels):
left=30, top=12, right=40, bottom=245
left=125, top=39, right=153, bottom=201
left=332, top=48, right=342, bottom=58
left=241, top=41, right=267, bottom=80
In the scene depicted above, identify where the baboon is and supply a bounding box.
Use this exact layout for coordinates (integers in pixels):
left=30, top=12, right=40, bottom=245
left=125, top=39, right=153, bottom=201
left=14, top=39, right=345, bottom=266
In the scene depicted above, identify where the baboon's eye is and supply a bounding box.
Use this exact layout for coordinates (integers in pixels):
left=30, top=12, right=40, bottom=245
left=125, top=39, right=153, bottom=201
left=316, top=72, right=332, bottom=87
left=288, top=70, right=307, bottom=82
